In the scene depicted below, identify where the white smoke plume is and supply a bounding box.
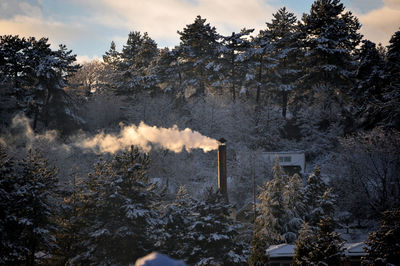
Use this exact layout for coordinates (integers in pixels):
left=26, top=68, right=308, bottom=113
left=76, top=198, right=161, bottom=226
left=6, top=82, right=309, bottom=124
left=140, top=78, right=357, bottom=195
left=78, top=122, right=219, bottom=153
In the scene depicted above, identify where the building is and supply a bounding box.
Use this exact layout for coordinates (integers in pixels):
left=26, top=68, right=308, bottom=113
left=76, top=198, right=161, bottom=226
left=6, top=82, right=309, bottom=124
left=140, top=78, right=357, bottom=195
left=266, top=242, right=367, bottom=266
left=262, top=151, right=306, bottom=175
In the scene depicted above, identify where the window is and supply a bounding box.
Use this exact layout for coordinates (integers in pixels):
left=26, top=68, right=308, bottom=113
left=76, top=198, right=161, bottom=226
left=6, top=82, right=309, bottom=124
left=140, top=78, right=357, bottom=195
left=279, top=156, right=291, bottom=163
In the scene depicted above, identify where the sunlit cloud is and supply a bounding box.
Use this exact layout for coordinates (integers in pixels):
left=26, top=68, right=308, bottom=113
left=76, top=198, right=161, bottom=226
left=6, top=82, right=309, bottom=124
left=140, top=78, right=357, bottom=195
left=75, top=55, right=103, bottom=64
left=355, top=0, right=400, bottom=45
left=86, top=0, right=276, bottom=45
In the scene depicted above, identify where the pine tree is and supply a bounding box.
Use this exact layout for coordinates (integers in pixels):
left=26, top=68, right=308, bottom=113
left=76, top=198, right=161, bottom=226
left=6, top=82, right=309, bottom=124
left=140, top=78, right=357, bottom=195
left=177, top=16, right=220, bottom=98
left=362, top=209, right=400, bottom=265
left=295, top=0, right=362, bottom=153
left=266, top=7, right=302, bottom=118
left=352, top=40, right=386, bottom=129
left=383, top=29, right=400, bottom=129
left=213, top=28, right=254, bottom=101
left=302, top=166, right=336, bottom=227
left=110, top=31, right=158, bottom=94
left=103, top=41, right=121, bottom=71
left=69, top=147, right=162, bottom=265
left=0, top=147, right=58, bottom=265
left=160, top=187, right=248, bottom=265
left=247, top=28, right=276, bottom=106
left=255, top=158, right=288, bottom=245
left=293, top=222, right=316, bottom=265
left=0, top=35, right=81, bottom=133
left=155, top=47, right=183, bottom=95
left=293, top=216, right=344, bottom=265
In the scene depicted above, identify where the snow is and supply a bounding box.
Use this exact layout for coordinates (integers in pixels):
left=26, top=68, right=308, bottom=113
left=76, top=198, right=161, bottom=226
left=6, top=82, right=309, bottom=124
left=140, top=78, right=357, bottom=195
left=135, top=252, right=187, bottom=266
left=344, top=242, right=367, bottom=257
left=266, top=244, right=295, bottom=257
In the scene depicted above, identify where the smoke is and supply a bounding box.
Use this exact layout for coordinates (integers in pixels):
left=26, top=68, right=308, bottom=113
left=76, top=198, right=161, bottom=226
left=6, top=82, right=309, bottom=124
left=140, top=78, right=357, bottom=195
left=78, top=121, right=219, bottom=153
left=1, top=114, right=67, bottom=152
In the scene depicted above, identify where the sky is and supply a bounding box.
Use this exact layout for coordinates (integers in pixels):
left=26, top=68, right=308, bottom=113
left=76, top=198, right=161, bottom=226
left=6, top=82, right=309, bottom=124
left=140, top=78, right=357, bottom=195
left=1, top=0, right=399, bottom=63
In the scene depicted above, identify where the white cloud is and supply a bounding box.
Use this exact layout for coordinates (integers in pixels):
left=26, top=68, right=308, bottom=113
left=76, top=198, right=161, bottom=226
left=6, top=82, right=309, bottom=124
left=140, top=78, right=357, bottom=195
left=0, top=14, right=93, bottom=50
left=75, top=55, right=103, bottom=64
left=87, top=0, right=276, bottom=46
left=356, top=0, right=400, bottom=45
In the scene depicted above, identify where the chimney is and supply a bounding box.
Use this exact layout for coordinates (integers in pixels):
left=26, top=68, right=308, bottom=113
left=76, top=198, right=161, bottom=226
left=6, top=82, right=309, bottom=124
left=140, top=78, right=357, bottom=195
left=218, top=138, right=228, bottom=203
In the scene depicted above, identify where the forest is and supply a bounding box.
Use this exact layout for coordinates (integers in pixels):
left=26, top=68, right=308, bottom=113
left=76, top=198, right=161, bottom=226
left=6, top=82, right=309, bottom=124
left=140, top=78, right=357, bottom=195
left=1, top=0, right=400, bottom=265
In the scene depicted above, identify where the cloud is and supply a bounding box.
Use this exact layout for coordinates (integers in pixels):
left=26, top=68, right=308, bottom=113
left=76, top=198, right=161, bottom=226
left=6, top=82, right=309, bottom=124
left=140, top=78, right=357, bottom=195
left=85, top=0, right=276, bottom=46
left=0, top=14, right=95, bottom=51
left=356, top=0, right=400, bottom=45
left=75, top=54, right=103, bottom=64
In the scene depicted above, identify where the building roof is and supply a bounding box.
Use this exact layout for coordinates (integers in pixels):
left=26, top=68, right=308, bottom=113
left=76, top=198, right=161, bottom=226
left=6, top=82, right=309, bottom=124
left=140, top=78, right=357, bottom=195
left=344, top=242, right=367, bottom=257
left=266, top=242, right=367, bottom=258
left=266, top=244, right=294, bottom=258
left=263, top=151, right=305, bottom=155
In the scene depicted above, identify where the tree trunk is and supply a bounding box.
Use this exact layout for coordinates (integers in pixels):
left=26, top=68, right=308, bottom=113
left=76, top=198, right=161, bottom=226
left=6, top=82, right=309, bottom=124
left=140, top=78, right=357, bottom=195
left=231, top=49, right=236, bottom=102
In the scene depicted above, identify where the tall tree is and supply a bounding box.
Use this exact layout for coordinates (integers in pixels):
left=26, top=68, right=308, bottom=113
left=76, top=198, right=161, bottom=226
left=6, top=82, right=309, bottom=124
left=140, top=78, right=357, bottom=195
left=293, top=216, right=344, bottom=265
left=266, top=7, right=302, bottom=118
left=362, top=209, right=400, bottom=266
left=295, top=0, right=362, bottom=150
left=109, top=31, right=158, bottom=94
left=103, top=41, right=121, bottom=71
left=213, top=28, right=254, bottom=101
left=352, top=40, right=386, bottom=129
left=177, top=16, right=220, bottom=98
left=0, top=147, right=58, bottom=266
left=383, top=29, right=400, bottom=129
left=69, top=147, right=162, bottom=265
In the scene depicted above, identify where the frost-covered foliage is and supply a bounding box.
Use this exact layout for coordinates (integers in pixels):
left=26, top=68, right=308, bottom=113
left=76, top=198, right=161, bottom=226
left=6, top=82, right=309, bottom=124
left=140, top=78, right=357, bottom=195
left=293, top=216, right=344, bottom=265
left=265, top=7, right=302, bottom=118
left=0, top=146, right=58, bottom=265
left=160, top=187, right=249, bottom=265
left=211, top=28, right=254, bottom=101
left=249, top=159, right=305, bottom=264
left=0, top=35, right=81, bottom=133
left=64, top=147, right=162, bottom=265
left=328, top=128, right=400, bottom=219
left=303, top=166, right=336, bottom=227
left=253, top=158, right=304, bottom=245
left=177, top=16, right=220, bottom=98
left=362, top=208, right=400, bottom=266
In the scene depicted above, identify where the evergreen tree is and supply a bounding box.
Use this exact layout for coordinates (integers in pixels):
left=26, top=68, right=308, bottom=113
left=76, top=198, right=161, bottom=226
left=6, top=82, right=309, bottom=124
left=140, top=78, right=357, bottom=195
left=352, top=40, right=386, bottom=129
left=256, top=158, right=288, bottom=244
left=177, top=16, right=220, bottom=97
left=293, top=222, right=316, bottom=265
left=250, top=158, right=306, bottom=264
left=103, top=41, right=121, bottom=71
left=155, top=47, right=183, bottom=95
left=383, top=29, right=400, bottom=129
left=298, top=0, right=361, bottom=99
left=212, top=28, right=254, bottom=101
left=295, top=0, right=362, bottom=152
left=266, top=7, right=302, bottom=118
left=248, top=28, right=276, bottom=106
left=69, top=147, right=162, bottom=265
left=303, top=166, right=336, bottom=227
left=0, top=35, right=81, bottom=133
left=162, top=187, right=248, bottom=265
left=0, top=147, right=58, bottom=266
left=362, top=209, right=400, bottom=265
left=110, top=31, right=158, bottom=94
left=293, top=216, right=344, bottom=265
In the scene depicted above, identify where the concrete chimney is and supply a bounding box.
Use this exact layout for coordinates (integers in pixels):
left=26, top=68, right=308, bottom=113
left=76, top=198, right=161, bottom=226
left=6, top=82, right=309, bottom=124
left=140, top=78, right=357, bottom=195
left=218, top=138, right=228, bottom=203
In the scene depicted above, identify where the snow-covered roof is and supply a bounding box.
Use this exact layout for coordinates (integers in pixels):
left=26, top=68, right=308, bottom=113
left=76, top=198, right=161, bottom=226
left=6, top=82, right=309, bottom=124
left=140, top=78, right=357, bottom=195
left=266, top=242, right=367, bottom=258
left=135, top=252, right=187, bottom=266
left=263, top=150, right=305, bottom=155
left=266, top=244, right=294, bottom=257
left=344, top=242, right=367, bottom=257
